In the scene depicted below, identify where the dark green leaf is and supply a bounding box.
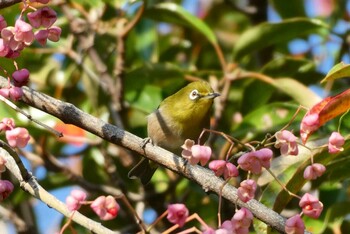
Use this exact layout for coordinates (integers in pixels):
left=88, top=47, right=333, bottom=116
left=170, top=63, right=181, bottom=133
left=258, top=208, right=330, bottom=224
left=241, top=80, right=274, bottom=115
left=270, top=0, right=306, bottom=18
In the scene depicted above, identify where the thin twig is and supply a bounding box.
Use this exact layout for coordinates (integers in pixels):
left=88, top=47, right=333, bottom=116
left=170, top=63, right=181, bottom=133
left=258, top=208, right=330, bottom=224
left=119, top=1, right=145, bottom=37
left=266, top=168, right=301, bottom=200
left=119, top=194, right=147, bottom=232
left=147, top=210, right=168, bottom=232
left=59, top=212, right=75, bottom=234
left=0, top=95, right=63, bottom=137
left=199, top=128, right=253, bottom=151
left=44, top=151, right=139, bottom=198
left=163, top=213, right=210, bottom=234
left=217, top=179, right=229, bottom=227
left=176, top=226, right=202, bottom=234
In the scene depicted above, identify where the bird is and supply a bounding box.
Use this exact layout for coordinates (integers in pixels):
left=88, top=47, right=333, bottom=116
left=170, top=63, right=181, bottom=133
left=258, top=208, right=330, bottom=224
left=128, top=80, right=220, bottom=185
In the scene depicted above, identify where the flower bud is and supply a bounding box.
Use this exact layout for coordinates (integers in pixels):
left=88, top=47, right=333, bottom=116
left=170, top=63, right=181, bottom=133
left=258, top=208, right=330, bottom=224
left=12, top=69, right=30, bottom=87
left=66, top=189, right=87, bottom=211
left=237, top=179, right=257, bottom=202
left=285, top=214, right=305, bottom=234
left=328, top=132, right=344, bottom=154
left=181, top=139, right=211, bottom=166
left=27, top=7, right=57, bottom=28
left=191, top=145, right=212, bottom=166
left=238, top=148, right=273, bottom=174
left=231, top=207, right=253, bottom=230
left=275, top=130, right=299, bottom=156
left=0, top=180, right=14, bottom=201
left=90, top=195, right=119, bottom=220
left=167, top=203, right=189, bottom=227
left=0, top=39, right=9, bottom=57
left=303, top=163, right=326, bottom=180
left=9, top=87, right=23, bottom=100
left=5, top=127, right=30, bottom=148
left=0, top=118, right=15, bottom=131
left=299, top=193, right=323, bottom=219
left=209, top=160, right=238, bottom=179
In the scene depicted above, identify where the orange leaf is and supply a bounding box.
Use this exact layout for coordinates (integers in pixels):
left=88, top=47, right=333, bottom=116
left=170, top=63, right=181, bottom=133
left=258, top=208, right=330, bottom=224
left=54, top=122, right=86, bottom=146
left=318, top=89, right=350, bottom=125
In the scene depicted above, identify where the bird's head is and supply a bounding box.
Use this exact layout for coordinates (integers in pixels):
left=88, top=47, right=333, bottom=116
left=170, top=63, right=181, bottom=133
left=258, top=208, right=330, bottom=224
left=161, top=81, right=220, bottom=121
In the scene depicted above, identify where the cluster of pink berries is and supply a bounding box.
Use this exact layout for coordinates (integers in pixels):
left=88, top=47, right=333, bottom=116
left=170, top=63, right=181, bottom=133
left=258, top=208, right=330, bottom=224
left=0, top=1, right=60, bottom=57
left=65, top=190, right=120, bottom=221
left=179, top=124, right=345, bottom=233
left=204, top=207, right=253, bottom=234
left=0, top=117, right=31, bottom=203
left=0, top=0, right=61, bottom=101
left=165, top=202, right=254, bottom=234
left=0, top=118, right=30, bottom=148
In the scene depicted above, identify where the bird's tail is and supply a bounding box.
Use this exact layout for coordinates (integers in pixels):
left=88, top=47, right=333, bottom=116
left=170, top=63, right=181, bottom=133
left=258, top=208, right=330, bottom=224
left=128, top=158, right=158, bottom=185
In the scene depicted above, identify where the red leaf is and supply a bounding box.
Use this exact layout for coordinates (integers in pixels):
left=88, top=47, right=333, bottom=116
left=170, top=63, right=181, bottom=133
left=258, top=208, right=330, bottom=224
left=300, top=89, right=350, bottom=143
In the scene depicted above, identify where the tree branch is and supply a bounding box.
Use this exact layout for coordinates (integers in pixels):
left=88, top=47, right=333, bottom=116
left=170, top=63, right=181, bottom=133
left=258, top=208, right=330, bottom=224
left=0, top=76, right=288, bottom=232
left=0, top=143, right=115, bottom=234
left=0, top=0, right=21, bottom=9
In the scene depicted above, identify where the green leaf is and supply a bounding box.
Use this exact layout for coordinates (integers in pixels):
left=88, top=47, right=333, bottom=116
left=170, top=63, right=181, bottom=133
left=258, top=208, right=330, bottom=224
left=68, top=0, right=103, bottom=7
left=241, top=80, right=274, bottom=115
left=261, top=56, right=321, bottom=84
left=323, top=202, right=350, bottom=228
left=125, top=62, right=185, bottom=96
left=234, top=102, right=300, bottom=138
left=232, top=18, right=329, bottom=61
left=270, top=0, right=306, bottom=18
left=321, top=62, right=350, bottom=83
left=145, top=2, right=217, bottom=44
left=272, top=78, right=321, bottom=108
left=245, top=72, right=322, bottom=108
left=313, top=154, right=350, bottom=186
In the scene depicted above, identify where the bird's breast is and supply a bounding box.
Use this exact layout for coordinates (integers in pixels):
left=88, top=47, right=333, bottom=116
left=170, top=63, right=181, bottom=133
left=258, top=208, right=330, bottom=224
left=147, top=107, right=210, bottom=151
left=147, top=110, right=185, bottom=151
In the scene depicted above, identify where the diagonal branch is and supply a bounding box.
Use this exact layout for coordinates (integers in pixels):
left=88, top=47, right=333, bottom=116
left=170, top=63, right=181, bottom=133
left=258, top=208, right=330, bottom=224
left=0, top=0, right=21, bottom=9
left=0, top=76, right=288, bottom=232
left=0, top=142, right=115, bottom=234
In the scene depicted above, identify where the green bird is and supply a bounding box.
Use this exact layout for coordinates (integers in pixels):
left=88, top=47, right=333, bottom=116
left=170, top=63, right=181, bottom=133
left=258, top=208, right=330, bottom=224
left=128, top=80, right=220, bottom=184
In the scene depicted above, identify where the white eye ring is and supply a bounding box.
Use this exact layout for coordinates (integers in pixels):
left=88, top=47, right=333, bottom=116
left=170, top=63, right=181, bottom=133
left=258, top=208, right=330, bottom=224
left=189, top=89, right=199, bottom=100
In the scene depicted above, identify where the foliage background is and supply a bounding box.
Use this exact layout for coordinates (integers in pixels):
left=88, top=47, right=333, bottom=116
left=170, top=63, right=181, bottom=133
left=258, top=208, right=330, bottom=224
left=1, top=0, right=350, bottom=233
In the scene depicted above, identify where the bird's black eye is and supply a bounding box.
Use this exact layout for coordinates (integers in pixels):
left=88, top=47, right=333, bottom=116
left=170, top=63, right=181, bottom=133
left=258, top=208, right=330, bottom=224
left=189, top=89, right=199, bottom=100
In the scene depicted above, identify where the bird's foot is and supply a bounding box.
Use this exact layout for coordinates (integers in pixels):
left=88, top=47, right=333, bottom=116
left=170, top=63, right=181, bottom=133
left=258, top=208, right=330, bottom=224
left=182, top=159, right=189, bottom=171
left=141, top=137, right=152, bottom=149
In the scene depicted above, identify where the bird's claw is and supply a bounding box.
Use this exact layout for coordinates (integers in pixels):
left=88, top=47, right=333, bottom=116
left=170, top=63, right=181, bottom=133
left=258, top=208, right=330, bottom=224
left=141, top=137, right=152, bottom=149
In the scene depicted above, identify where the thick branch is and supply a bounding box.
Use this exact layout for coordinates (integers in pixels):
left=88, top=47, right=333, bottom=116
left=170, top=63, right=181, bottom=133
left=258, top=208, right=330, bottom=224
left=0, top=76, right=287, bottom=232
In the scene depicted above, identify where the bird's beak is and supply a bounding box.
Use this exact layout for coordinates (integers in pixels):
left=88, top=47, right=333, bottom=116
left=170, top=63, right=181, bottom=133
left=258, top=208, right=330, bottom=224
left=202, top=92, right=220, bottom=99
